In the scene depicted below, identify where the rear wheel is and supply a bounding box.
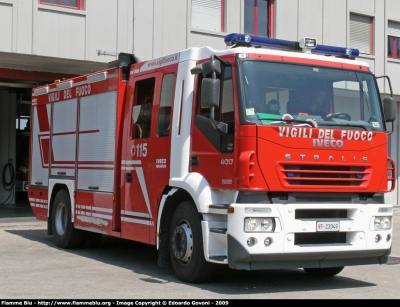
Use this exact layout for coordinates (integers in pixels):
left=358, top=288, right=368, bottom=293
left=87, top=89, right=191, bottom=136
left=52, top=189, right=84, bottom=249
left=303, top=266, right=344, bottom=277
left=169, top=201, right=216, bottom=283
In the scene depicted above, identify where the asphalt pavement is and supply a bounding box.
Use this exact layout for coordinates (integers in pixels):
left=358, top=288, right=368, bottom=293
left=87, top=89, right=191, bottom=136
left=0, top=194, right=399, bottom=299
left=1, top=193, right=399, bottom=259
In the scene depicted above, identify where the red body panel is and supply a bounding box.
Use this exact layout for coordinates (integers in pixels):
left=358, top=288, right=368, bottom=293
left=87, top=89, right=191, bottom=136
left=74, top=191, right=118, bottom=236
left=28, top=188, right=49, bottom=221
left=120, top=64, right=178, bottom=244
left=29, top=67, right=125, bottom=235
left=255, top=126, right=389, bottom=192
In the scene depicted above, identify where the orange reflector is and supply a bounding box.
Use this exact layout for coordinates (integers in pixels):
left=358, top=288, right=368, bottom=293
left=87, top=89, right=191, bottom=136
left=227, top=206, right=234, bottom=213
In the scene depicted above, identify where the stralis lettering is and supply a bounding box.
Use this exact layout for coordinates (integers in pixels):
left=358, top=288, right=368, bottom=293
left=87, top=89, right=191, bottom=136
left=278, top=127, right=373, bottom=148
left=285, top=154, right=368, bottom=163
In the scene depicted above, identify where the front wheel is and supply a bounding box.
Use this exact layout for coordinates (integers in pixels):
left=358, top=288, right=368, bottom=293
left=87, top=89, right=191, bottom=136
left=169, top=201, right=216, bottom=283
left=52, top=189, right=84, bottom=249
left=303, top=266, right=344, bottom=277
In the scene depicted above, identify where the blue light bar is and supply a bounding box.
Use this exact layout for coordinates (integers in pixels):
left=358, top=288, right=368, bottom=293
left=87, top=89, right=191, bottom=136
left=225, top=33, right=298, bottom=51
left=224, top=33, right=359, bottom=58
left=312, top=44, right=359, bottom=57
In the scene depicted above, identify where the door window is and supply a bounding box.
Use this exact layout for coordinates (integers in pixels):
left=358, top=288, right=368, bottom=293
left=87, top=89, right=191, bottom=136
left=131, top=78, right=156, bottom=139
left=157, top=74, right=175, bottom=137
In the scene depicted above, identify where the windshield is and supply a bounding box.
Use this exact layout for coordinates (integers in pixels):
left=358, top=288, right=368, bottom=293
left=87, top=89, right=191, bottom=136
left=240, top=60, right=384, bottom=131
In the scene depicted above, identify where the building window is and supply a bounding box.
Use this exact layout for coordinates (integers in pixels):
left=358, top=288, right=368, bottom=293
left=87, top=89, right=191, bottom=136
left=39, top=0, right=84, bottom=10
left=244, top=0, right=274, bottom=37
left=388, top=21, right=400, bottom=59
left=349, top=14, right=373, bottom=55
left=191, top=0, right=225, bottom=32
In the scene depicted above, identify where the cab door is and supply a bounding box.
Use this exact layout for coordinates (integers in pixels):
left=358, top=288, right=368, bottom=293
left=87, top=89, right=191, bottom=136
left=190, top=64, right=237, bottom=189
left=121, top=71, right=175, bottom=244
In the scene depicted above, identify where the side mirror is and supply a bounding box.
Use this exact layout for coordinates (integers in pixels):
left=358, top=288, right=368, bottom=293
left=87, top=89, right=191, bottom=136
left=190, top=60, right=221, bottom=77
left=191, top=55, right=228, bottom=134
left=201, top=60, right=221, bottom=77
left=384, top=96, right=396, bottom=122
left=201, top=78, right=220, bottom=109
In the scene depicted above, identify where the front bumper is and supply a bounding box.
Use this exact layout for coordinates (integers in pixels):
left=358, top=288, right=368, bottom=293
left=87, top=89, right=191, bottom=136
left=226, top=203, right=393, bottom=270
left=228, top=234, right=390, bottom=270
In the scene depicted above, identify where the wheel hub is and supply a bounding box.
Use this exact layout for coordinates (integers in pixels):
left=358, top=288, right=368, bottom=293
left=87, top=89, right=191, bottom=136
left=171, top=222, right=193, bottom=263
left=55, top=202, right=67, bottom=236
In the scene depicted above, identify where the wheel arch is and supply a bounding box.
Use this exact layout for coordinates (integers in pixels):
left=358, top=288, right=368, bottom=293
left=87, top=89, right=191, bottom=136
left=156, top=187, right=192, bottom=267
left=169, top=173, right=237, bottom=213
left=157, top=173, right=237, bottom=267
left=48, top=179, right=75, bottom=235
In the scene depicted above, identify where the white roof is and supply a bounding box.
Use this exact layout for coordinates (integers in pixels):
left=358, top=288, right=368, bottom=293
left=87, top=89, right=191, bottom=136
left=178, top=45, right=369, bottom=68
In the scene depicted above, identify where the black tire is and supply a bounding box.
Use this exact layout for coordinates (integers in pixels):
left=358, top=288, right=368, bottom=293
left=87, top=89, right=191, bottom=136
left=169, top=201, right=216, bottom=283
left=303, top=266, right=344, bottom=277
left=51, top=189, right=84, bottom=249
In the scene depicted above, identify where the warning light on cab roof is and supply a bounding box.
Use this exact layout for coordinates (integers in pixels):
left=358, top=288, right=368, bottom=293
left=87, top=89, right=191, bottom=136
left=224, top=33, right=359, bottom=58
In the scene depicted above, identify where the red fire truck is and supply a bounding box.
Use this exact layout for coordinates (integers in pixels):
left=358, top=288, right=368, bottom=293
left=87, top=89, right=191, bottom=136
left=29, top=33, right=396, bottom=283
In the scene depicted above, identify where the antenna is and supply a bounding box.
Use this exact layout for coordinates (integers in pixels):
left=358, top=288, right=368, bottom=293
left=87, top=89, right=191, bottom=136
left=96, top=50, right=118, bottom=57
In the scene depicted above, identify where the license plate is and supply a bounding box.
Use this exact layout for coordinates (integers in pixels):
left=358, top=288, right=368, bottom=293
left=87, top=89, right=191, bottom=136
left=316, top=221, right=340, bottom=232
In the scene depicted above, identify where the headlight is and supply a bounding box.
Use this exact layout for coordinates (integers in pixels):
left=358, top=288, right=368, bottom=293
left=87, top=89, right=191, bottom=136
left=244, top=217, right=275, bottom=232
left=246, top=218, right=258, bottom=231
left=261, top=219, right=271, bottom=230
left=373, top=216, right=392, bottom=230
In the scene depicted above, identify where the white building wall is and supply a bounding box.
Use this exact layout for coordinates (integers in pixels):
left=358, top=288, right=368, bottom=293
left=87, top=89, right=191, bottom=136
left=0, top=0, right=398, bottom=94
left=227, top=0, right=242, bottom=35
left=323, top=0, right=347, bottom=47
left=1, top=0, right=400, bottom=204
left=15, top=0, right=34, bottom=54
left=133, top=0, right=154, bottom=61
left=348, top=0, right=375, bottom=14
left=117, top=0, right=134, bottom=58
left=33, top=4, right=86, bottom=60
left=275, top=0, right=298, bottom=41
left=386, top=0, right=400, bottom=95
left=0, top=1, right=13, bottom=52
left=298, top=0, right=323, bottom=41
left=0, top=0, right=134, bottom=63
left=152, top=0, right=187, bottom=59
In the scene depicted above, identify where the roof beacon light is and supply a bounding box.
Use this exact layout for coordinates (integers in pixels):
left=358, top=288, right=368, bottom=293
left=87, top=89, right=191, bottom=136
left=313, top=44, right=359, bottom=57
left=225, top=33, right=297, bottom=51
left=224, top=33, right=359, bottom=58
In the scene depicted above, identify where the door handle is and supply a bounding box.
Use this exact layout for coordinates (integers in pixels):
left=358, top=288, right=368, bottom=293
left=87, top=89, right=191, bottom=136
left=126, top=173, right=132, bottom=183
left=190, top=156, right=199, bottom=167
